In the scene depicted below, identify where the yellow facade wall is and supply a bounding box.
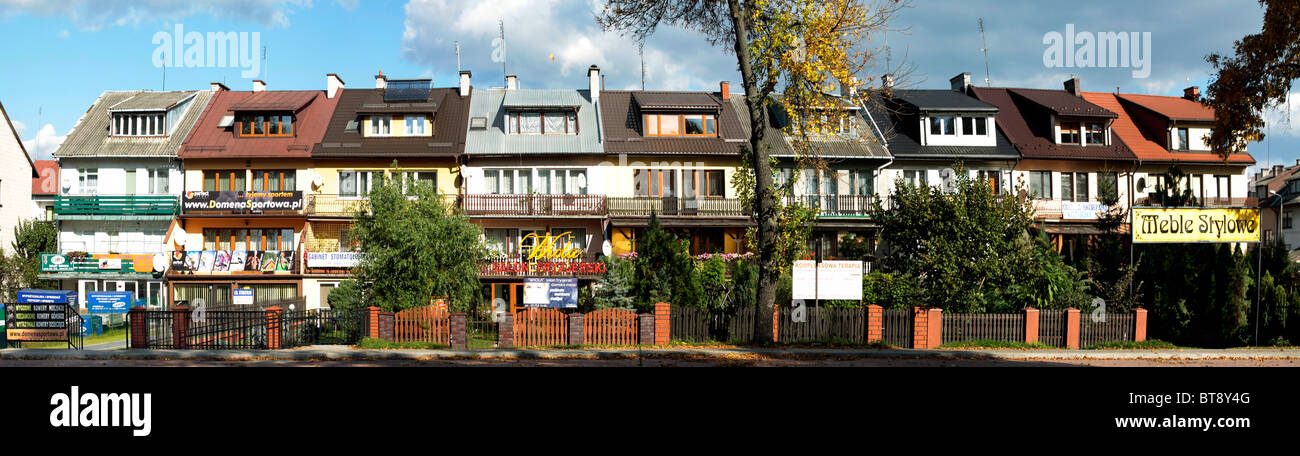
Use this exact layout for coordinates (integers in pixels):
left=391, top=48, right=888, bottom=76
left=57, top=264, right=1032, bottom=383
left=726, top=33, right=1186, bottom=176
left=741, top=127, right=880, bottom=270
left=598, top=155, right=744, bottom=198
left=360, top=114, right=434, bottom=138
left=311, top=158, right=460, bottom=196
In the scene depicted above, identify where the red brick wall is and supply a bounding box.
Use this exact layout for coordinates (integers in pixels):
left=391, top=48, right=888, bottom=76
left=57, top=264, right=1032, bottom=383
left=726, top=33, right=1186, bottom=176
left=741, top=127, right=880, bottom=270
left=653, top=302, right=670, bottom=345
left=866, top=305, right=883, bottom=343
left=913, top=307, right=929, bottom=349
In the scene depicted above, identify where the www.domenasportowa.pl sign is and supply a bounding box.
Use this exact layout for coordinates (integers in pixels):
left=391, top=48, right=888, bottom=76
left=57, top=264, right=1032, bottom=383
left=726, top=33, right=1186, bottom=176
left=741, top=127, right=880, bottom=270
left=1132, top=207, right=1261, bottom=243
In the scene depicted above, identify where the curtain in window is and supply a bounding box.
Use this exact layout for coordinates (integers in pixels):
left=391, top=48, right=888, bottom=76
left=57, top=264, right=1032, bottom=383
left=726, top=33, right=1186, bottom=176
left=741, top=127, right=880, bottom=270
left=1061, top=174, right=1074, bottom=202
left=485, top=170, right=499, bottom=194
left=173, top=284, right=231, bottom=309
left=521, top=113, right=541, bottom=133
left=250, top=284, right=298, bottom=306
left=537, top=170, right=552, bottom=194
left=339, top=171, right=356, bottom=197
left=568, top=169, right=587, bottom=194
left=544, top=113, right=566, bottom=134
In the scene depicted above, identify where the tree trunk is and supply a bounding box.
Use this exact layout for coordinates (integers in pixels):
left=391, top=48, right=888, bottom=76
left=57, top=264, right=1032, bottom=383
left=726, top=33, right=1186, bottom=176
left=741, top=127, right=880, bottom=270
left=728, top=0, right=778, bottom=344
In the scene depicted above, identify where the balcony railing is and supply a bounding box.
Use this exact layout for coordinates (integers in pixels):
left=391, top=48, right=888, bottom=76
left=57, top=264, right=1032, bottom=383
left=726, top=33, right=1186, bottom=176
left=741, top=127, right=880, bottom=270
left=784, top=194, right=876, bottom=216
left=307, top=194, right=371, bottom=217
left=53, top=194, right=178, bottom=216
left=479, top=252, right=607, bottom=277
left=1135, top=196, right=1249, bottom=208
left=463, top=194, right=607, bottom=217
left=607, top=197, right=746, bottom=217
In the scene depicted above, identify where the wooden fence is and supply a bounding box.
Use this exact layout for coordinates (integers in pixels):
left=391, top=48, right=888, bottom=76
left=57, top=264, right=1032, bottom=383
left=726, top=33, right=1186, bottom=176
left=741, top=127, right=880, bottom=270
left=394, top=305, right=450, bottom=344
left=777, top=307, right=866, bottom=343
left=882, top=308, right=912, bottom=348
left=514, top=308, right=569, bottom=347
left=942, top=313, right=1024, bottom=343
left=1080, top=313, right=1136, bottom=348
left=1038, top=310, right=1066, bottom=347
left=669, top=306, right=758, bottom=343
left=583, top=308, right=638, bottom=345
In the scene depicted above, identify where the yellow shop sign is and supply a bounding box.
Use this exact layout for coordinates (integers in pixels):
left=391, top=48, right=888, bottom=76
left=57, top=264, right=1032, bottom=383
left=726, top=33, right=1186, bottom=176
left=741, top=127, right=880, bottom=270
left=521, top=232, right=585, bottom=260
left=1132, top=207, right=1261, bottom=243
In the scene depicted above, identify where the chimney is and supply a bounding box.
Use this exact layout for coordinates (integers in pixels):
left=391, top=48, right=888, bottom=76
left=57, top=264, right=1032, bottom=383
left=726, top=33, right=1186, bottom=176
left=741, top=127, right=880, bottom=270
left=326, top=73, right=344, bottom=99
left=949, top=72, right=971, bottom=93
left=252, top=80, right=266, bottom=92
left=841, top=77, right=858, bottom=99
left=1275, top=164, right=1285, bottom=177
left=505, top=74, right=518, bottom=90
left=210, top=82, right=229, bottom=92
left=1183, top=86, right=1200, bottom=101
left=588, top=65, right=600, bottom=101
left=720, top=81, right=730, bottom=99
left=1064, top=77, right=1081, bottom=96
left=375, top=71, right=387, bottom=89
left=459, top=70, right=472, bottom=97
left=882, top=74, right=894, bottom=90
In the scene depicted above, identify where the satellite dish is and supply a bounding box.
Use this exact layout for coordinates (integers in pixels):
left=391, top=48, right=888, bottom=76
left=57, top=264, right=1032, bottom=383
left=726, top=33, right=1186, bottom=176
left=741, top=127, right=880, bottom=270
left=152, top=253, right=167, bottom=272
left=61, top=174, right=75, bottom=190
left=576, top=173, right=588, bottom=190
left=601, top=240, right=612, bottom=257
left=312, top=173, right=324, bottom=189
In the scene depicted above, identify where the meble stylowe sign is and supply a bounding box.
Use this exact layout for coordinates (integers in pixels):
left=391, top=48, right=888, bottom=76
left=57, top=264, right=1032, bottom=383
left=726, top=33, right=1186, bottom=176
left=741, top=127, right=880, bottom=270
left=1132, top=207, right=1261, bottom=243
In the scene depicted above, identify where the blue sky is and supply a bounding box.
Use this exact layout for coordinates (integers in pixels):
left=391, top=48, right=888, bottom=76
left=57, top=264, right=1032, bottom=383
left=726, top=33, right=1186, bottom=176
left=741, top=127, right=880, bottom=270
left=1, top=0, right=1295, bottom=176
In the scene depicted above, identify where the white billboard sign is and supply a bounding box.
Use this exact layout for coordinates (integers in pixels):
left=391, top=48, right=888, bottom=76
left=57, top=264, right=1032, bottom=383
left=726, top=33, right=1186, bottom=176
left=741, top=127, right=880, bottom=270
left=792, top=260, right=864, bottom=300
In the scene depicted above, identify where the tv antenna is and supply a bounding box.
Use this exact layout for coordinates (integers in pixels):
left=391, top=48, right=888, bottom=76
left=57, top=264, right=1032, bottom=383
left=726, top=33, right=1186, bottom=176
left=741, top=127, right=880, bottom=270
left=499, top=20, right=507, bottom=78
left=639, top=41, right=646, bottom=90
left=979, top=18, right=991, bottom=86
left=455, top=41, right=462, bottom=72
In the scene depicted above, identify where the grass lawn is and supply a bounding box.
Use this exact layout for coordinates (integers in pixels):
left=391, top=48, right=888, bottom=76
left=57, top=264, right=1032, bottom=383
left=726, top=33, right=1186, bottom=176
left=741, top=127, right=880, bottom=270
left=1085, top=340, right=1179, bottom=350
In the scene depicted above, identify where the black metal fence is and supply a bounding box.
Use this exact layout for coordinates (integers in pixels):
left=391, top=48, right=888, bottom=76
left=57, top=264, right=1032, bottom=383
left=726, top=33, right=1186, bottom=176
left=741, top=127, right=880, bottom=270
left=281, top=309, right=364, bottom=348
left=942, top=313, right=1024, bottom=343
left=467, top=309, right=498, bottom=349
left=187, top=311, right=267, bottom=349
left=66, top=305, right=83, bottom=350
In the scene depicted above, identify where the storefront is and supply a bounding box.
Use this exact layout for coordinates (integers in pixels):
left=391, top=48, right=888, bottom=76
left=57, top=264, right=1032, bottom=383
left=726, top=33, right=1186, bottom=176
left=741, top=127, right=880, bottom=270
left=40, top=253, right=168, bottom=310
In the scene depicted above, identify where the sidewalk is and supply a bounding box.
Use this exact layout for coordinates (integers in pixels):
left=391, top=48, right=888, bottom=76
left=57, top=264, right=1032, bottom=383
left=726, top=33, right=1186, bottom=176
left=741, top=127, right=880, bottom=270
left=4, top=345, right=1300, bottom=361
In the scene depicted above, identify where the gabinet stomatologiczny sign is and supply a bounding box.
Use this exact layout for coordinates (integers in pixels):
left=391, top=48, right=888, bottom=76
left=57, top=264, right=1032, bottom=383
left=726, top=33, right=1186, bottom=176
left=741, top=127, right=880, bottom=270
left=182, top=190, right=303, bottom=212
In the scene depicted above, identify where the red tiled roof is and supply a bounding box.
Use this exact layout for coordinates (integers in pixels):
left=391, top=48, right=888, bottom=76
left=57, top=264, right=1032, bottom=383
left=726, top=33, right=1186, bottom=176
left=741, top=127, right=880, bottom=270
left=971, top=87, right=1133, bottom=161
left=1082, top=91, right=1253, bottom=165
left=180, top=90, right=338, bottom=158
left=32, top=160, right=57, bottom=195
left=1115, top=93, right=1214, bottom=121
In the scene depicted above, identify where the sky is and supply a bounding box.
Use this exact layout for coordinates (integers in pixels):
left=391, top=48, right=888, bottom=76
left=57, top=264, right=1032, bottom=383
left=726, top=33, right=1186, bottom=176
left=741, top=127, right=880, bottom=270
left=0, top=0, right=1295, bottom=176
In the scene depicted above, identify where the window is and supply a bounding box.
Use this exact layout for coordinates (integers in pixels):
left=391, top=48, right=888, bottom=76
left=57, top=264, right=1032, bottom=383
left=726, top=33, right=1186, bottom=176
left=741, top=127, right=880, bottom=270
left=1214, top=175, right=1230, bottom=202
left=485, top=169, right=531, bottom=194
left=1286, top=212, right=1293, bottom=230
left=1060, top=122, right=1080, bottom=144
left=338, top=171, right=381, bottom=198
left=536, top=169, right=588, bottom=195
left=404, top=116, right=428, bottom=135
left=903, top=170, right=928, bottom=188
left=551, top=228, right=587, bottom=252
left=851, top=170, right=874, bottom=196
left=644, top=114, right=716, bottom=137
left=1177, top=128, right=1189, bottom=150
left=399, top=171, right=437, bottom=195
left=203, top=170, right=246, bottom=192
left=78, top=168, right=98, bottom=194
left=204, top=228, right=295, bottom=251
left=976, top=170, right=1001, bottom=193
left=961, top=117, right=987, bottom=136
left=634, top=169, right=677, bottom=197
left=369, top=116, right=392, bottom=136
left=1029, top=171, right=1052, bottom=199
left=238, top=113, right=293, bottom=137
left=684, top=170, right=725, bottom=198
left=1086, top=123, right=1105, bottom=145
left=112, top=113, right=166, bottom=136
left=929, top=116, right=954, bottom=135
left=819, top=114, right=856, bottom=136
left=148, top=169, right=169, bottom=194
left=484, top=229, right=514, bottom=256
left=1061, top=172, right=1088, bottom=202
left=508, top=111, right=577, bottom=135
left=252, top=170, right=296, bottom=191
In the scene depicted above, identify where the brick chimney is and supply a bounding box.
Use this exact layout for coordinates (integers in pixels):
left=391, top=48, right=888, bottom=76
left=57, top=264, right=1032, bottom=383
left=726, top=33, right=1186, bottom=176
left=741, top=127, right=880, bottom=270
left=459, top=70, right=472, bottom=97
left=327, top=73, right=344, bottom=99
left=720, top=81, right=730, bottom=99
left=588, top=65, right=601, bottom=101
left=375, top=71, right=387, bottom=89
left=505, top=74, right=518, bottom=90
left=950, top=72, right=971, bottom=93
left=252, top=80, right=266, bottom=92
left=210, top=82, right=229, bottom=92
left=1064, top=77, right=1081, bottom=96
left=1183, top=86, right=1200, bottom=101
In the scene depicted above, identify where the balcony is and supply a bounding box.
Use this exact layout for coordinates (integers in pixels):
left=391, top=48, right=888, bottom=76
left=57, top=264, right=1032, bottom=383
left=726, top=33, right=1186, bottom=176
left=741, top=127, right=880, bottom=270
left=607, top=197, right=746, bottom=217
left=53, top=195, right=178, bottom=218
left=784, top=194, right=876, bottom=217
left=479, top=252, right=607, bottom=278
left=307, top=194, right=371, bottom=217
left=1135, top=196, right=1249, bottom=208
left=463, top=194, right=607, bottom=217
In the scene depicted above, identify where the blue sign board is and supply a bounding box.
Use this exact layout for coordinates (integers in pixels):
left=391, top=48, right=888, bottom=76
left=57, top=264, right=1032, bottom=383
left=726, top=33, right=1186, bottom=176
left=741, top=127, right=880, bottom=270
left=16, top=289, right=77, bottom=304
left=87, top=291, right=134, bottom=314
left=523, top=278, right=578, bottom=308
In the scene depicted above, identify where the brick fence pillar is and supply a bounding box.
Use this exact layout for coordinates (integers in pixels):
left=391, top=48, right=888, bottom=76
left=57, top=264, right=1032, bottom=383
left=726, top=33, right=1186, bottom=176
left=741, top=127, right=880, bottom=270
left=773, top=306, right=780, bottom=343
left=498, top=313, right=514, bottom=348
left=366, top=306, right=381, bottom=339
left=171, top=306, right=190, bottom=349
left=265, top=306, right=283, bottom=350
left=866, top=305, right=883, bottom=344
left=639, top=313, right=654, bottom=345
left=129, top=307, right=147, bottom=349
left=377, top=311, right=394, bottom=341
left=568, top=313, right=584, bottom=345
left=1134, top=307, right=1147, bottom=342
left=450, top=312, right=468, bottom=350
left=653, top=302, right=670, bottom=345
left=927, top=307, right=942, bottom=348
left=1024, top=307, right=1040, bottom=345
left=912, top=306, right=929, bottom=349
left=1064, top=307, right=1081, bottom=349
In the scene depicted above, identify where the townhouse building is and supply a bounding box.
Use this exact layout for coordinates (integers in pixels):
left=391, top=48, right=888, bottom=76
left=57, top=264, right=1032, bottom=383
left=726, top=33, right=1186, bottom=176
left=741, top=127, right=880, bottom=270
left=868, top=75, right=1020, bottom=202
left=169, top=79, right=339, bottom=309
left=44, top=90, right=211, bottom=309
left=600, top=78, right=751, bottom=257
left=308, top=73, right=468, bottom=309
left=31, top=160, right=58, bottom=221
left=1251, top=162, right=1300, bottom=244
left=0, top=100, right=37, bottom=251
left=969, top=77, right=1137, bottom=257
left=461, top=70, right=607, bottom=314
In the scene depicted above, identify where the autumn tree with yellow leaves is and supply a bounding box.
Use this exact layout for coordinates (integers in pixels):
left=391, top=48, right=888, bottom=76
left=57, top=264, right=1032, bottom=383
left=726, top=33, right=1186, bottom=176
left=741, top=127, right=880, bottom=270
left=597, top=0, right=907, bottom=343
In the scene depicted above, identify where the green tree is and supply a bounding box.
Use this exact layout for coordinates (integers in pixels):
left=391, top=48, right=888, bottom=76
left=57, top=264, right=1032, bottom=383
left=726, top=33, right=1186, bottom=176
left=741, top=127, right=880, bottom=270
left=349, top=162, right=486, bottom=312
left=630, top=212, right=700, bottom=311
left=326, top=279, right=363, bottom=312
left=1204, top=0, right=1300, bottom=159
left=11, top=219, right=57, bottom=258
left=593, top=256, right=636, bottom=310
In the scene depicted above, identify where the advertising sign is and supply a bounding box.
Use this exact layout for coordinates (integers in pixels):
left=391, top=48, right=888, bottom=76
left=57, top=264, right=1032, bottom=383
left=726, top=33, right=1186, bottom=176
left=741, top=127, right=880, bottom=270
left=522, top=278, right=579, bottom=308
left=1132, top=207, right=1261, bottom=243
left=170, top=250, right=295, bottom=273
left=87, top=291, right=134, bottom=314
left=792, top=260, right=864, bottom=300
left=97, top=258, right=122, bottom=270
left=1062, top=201, right=1108, bottom=220
left=4, top=302, right=70, bottom=341
left=233, top=289, right=254, bottom=305
left=306, top=252, right=362, bottom=268
left=182, top=190, right=304, bottom=212
left=40, top=253, right=155, bottom=273
left=40, top=254, right=74, bottom=272
left=16, top=289, right=77, bottom=304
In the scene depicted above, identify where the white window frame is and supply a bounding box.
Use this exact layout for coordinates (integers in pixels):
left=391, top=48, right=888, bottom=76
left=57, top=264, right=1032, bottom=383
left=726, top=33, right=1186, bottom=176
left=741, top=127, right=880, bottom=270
left=370, top=116, right=393, bottom=136
left=404, top=116, right=427, bottom=136
left=78, top=168, right=98, bottom=194
left=485, top=168, right=532, bottom=194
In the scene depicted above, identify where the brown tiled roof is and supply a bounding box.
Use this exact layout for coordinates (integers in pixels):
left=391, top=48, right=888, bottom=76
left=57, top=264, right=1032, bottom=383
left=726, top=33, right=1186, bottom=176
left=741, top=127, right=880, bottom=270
left=600, top=90, right=747, bottom=155
left=632, top=92, right=722, bottom=111
left=228, top=91, right=319, bottom=111
left=1116, top=93, right=1214, bottom=121
left=316, top=88, right=468, bottom=158
left=972, top=87, right=1134, bottom=161
left=180, top=90, right=338, bottom=159
left=1082, top=91, right=1253, bottom=165
left=32, top=160, right=57, bottom=195
left=1008, top=88, right=1116, bottom=118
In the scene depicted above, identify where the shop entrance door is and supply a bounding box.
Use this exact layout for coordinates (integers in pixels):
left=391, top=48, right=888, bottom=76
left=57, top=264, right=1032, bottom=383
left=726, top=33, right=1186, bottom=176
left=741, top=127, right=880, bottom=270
left=490, top=283, right=526, bottom=316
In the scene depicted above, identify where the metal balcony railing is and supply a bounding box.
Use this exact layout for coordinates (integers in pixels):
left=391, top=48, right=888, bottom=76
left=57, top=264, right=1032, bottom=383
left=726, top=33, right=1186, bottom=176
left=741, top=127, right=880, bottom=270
left=784, top=194, right=876, bottom=216
left=607, top=197, right=746, bottom=217
left=53, top=194, right=178, bottom=216
left=462, top=194, right=607, bottom=216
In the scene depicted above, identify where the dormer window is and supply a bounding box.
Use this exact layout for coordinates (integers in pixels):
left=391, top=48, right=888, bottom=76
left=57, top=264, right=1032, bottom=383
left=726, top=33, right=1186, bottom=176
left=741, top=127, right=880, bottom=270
left=820, top=114, right=856, bottom=136
left=369, top=116, right=392, bottom=136
left=1177, top=128, right=1189, bottom=150
left=508, top=111, right=577, bottom=135
left=645, top=114, right=716, bottom=137
left=112, top=112, right=166, bottom=136
left=929, top=116, right=954, bottom=135
left=961, top=117, right=987, bottom=136
left=1060, top=122, right=1080, bottom=144
left=404, top=116, right=428, bottom=135
left=1086, top=123, right=1106, bottom=145
left=238, top=113, right=294, bottom=137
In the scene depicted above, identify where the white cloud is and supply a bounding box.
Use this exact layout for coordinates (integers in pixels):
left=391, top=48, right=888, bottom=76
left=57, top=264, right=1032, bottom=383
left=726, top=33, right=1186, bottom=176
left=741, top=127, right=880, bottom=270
left=0, top=0, right=310, bottom=30
left=22, top=124, right=66, bottom=161
left=336, top=0, right=359, bottom=10
left=1261, top=92, right=1300, bottom=138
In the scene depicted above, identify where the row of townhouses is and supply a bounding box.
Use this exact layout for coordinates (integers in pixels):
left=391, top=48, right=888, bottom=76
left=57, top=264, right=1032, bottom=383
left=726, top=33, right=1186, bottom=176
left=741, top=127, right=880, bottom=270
left=17, top=67, right=1255, bottom=311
